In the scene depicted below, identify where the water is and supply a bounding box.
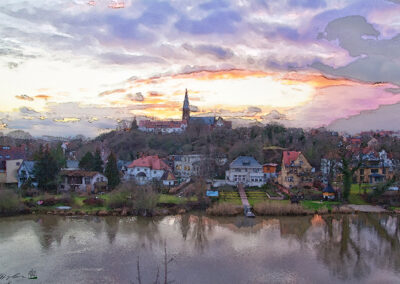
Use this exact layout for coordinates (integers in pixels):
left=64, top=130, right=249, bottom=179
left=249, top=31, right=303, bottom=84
left=0, top=214, right=399, bottom=284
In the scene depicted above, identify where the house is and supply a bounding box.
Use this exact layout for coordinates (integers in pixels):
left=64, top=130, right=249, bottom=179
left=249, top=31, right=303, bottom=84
left=162, top=171, right=177, bottom=186
left=353, top=150, right=394, bottom=184
left=2, top=159, right=23, bottom=185
left=17, top=161, right=38, bottom=188
left=124, top=155, right=173, bottom=185
left=59, top=170, right=108, bottom=193
left=225, top=156, right=265, bottom=187
left=170, top=154, right=203, bottom=181
left=263, top=163, right=278, bottom=180
left=279, top=151, right=313, bottom=188
left=138, top=120, right=187, bottom=134
left=322, top=184, right=336, bottom=200
left=0, top=145, right=27, bottom=185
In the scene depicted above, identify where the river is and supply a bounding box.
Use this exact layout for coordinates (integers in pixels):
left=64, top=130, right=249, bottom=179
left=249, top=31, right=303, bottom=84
left=0, top=213, right=399, bottom=284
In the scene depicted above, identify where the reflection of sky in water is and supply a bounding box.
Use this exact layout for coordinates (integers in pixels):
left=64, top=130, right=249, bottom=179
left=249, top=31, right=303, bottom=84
left=0, top=214, right=399, bottom=284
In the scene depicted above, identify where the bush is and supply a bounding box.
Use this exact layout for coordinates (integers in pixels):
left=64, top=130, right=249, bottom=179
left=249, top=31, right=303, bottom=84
left=206, top=203, right=242, bottom=216
left=0, top=189, right=21, bottom=215
left=107, top=190, right=131, bottom=209
left=83, top=197, right=104, bottom=207
left=254, top=202, right=312, bottom=216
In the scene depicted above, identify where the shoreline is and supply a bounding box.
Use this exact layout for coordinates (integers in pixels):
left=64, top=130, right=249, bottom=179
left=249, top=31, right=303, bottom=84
left=1, top=205, right=397, bottom=218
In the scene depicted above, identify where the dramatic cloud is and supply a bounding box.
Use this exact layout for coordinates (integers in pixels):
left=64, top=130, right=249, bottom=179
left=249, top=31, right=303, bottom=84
left=2, top=0, right=400, bottom=136
left=312, top=15, right=400, bottom=86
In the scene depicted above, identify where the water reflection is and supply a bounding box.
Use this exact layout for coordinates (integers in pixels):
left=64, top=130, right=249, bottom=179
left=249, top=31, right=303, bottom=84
left=0, top=213, right=399, bottom=284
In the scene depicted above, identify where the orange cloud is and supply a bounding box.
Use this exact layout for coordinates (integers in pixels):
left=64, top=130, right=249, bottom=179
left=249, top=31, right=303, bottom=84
left=35, top=94, right=51, bottom=100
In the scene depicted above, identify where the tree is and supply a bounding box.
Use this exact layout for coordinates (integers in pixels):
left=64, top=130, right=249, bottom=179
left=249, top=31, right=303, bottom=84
left=79, top=151, right=94, bottom=171
left=105, top=153, right=120, bottom=189
left=51, top=143, right=66, bottom=169
left=130, top=117, right=138, bottom=130
left=338, top=152, right=362, bottom=202
left=93, top=148, right=104, bottom=172
left=33, top=145, right=61, bottom=192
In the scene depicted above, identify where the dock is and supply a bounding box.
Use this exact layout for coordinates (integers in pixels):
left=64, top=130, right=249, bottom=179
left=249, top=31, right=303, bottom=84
left=238, top=183, right=255, bottom=217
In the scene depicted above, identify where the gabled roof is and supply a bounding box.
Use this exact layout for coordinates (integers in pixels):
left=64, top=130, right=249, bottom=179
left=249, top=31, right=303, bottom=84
left=60, top=170, right=102, bottom=177
left=127, top=155, right=171, bottom=171
left=283, top=151, right=301, bottom=166
left=20, top=161, right=36, bottom=174
left=162, top=171, right=176, bottom=181
left=323, top=184, right=335, bottom=193
left=230, top=156, right=262, bottom=168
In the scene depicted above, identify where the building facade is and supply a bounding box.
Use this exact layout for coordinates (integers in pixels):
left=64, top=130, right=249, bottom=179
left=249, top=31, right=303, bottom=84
left=279, top=151, right=313, bottom=188
left=59, top=170, right=108, bottom=193
left=170, top=154, right=203, bottom=180
left=124, top=155, right=175, bottom=185
left=353, top=150, right=394, bottom=184
left=225, top=156, right=265, bottom=187
left=17, top=161, right=37, bottom=188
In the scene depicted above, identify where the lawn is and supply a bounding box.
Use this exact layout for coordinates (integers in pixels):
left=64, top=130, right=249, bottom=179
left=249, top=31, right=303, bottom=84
left=348, top=184, right=370, bottom=205
left=301, top=200, right=341, bottom=211
left=158, top=194, right=196, bottom=204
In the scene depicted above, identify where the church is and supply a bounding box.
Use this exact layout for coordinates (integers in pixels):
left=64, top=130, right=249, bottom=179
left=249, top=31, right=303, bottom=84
left=138, top=89, right=231, bottom=133
left=182, top=89, right=232, bottom=129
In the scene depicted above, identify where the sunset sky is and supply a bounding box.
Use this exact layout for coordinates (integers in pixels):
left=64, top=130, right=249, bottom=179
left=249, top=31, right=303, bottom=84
left=1, top=0, right=400, bottom=137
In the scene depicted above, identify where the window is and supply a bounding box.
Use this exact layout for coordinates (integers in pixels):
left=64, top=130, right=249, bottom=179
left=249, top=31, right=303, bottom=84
left=287, top=176, right=294, bottom=182
left=16, top=162, right=20, bottom=166
left=5, top=155, right=10, bottom=159
left=84, top=177, right=91, bottom=184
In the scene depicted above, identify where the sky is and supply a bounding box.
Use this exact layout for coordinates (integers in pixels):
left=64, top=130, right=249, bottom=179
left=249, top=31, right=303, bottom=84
left=1, top=0, right=400, bottom=137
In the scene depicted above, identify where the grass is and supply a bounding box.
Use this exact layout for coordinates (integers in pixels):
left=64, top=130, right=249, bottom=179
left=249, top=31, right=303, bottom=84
left=254, top=201, right=312, bottom=216
left=158, top=194, right=196, bottom=204
left=348, top=184, right=370, bottom=205
left=301, top=200, right=341, bottom=211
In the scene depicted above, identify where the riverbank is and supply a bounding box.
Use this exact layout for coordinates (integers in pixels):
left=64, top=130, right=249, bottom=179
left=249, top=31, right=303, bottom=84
left=0, top=190, right=396, bottom=218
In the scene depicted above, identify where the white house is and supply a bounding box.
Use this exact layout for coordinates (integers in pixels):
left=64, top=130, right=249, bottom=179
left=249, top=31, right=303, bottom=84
left=125, top=155, right=175, bottom=185
left=18, top=161, right=38, bottom=188
left=225, top=156, right=265, bottom=187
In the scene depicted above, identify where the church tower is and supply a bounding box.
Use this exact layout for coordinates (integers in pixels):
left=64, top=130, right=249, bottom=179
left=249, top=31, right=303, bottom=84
left=182, top=88, right=190, bottom=122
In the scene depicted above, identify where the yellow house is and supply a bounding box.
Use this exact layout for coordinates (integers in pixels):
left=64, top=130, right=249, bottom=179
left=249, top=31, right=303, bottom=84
left=6, top=159, right=24, bottom=184
left=279, top=151, right=313, bottom=188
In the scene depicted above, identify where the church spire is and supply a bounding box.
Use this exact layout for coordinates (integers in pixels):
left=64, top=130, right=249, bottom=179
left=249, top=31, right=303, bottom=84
left=182, top=88, right=190, bottom=121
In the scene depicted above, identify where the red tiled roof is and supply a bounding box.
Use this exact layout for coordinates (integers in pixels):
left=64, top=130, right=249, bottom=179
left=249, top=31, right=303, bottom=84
left=283, top=151, right=301, bottom=166
left=127, top=155, right=171, bottom=171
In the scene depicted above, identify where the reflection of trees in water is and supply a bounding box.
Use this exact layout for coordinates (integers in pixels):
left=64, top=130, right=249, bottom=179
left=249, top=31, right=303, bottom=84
left=104, top=217, right=119, bottom=244
left=315, top=214, right=400, bottom=280
left=33, top=216, right=63, bottom=251
left=179, top=214, right=190, bottom=240
left=189, top=215, right=211, bottom=253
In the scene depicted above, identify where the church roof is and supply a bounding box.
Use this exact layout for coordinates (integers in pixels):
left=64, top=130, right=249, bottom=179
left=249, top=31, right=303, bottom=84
left=183, top=89, right=189, bottom=109
left=190, top=116, right=215, bottom=125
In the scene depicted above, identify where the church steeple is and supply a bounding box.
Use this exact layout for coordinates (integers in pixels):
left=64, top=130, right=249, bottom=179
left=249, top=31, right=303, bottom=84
left=182, top=88, right=190, bottom=121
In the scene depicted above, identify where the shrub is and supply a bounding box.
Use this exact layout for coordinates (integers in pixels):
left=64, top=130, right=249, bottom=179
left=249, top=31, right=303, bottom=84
left=107, top=190, right=131, bottom=209
left=0, top=189, right=21, bottom=215
left=254, top=202, right=312, bottom=216
left=206, top=203, right=242, bottom=216
left=83, top=197, right=104, bottom=207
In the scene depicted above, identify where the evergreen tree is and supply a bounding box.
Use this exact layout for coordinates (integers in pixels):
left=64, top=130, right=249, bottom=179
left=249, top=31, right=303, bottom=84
left=33, top=145, right=61, bottom=192
left=93, top=148, right=104, bottom=172
left=105, top=153, right=120, bottom=189
left=130, top=117, right=138, bottom=130
left=79, top=151, right=94, bottom=170
left=51, top=143, right=66, bottom=169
